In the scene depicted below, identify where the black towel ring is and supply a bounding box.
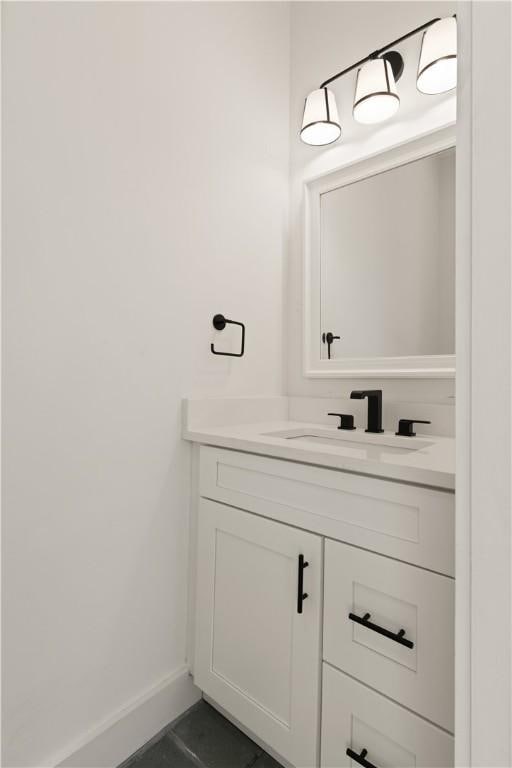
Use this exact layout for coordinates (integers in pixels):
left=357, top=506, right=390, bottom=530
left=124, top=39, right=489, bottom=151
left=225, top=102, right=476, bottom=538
left=211, top=314, right=245, bottom=357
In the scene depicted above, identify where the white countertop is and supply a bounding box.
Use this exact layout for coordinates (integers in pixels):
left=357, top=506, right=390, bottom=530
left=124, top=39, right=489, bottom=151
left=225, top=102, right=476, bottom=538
left=183, top=417, right=455, bottom=490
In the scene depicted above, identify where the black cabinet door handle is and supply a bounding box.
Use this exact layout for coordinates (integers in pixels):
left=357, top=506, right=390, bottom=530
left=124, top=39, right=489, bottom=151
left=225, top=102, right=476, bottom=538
left=297, top=554, right=309, bottom=614
left=348, top=611, right=414, bottom=649
left=346, top=747, right=378, bottom=768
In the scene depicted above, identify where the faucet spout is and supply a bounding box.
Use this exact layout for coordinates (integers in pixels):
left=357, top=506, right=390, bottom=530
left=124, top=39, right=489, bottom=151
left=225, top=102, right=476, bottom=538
left=350, top=389, right=384, bottom=433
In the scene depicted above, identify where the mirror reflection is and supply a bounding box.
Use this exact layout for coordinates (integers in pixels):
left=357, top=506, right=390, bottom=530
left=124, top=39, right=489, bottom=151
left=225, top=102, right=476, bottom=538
left=320, top=148, right=455, bottom=360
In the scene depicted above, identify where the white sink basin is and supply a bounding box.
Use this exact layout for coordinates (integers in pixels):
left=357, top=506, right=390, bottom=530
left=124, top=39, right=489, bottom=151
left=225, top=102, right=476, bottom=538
left=263, top=427, right=433, bottom=455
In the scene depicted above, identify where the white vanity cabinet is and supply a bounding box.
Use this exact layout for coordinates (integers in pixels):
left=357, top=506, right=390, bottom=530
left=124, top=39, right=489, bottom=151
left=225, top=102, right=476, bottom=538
left=193, top=446, right=455, bottom=768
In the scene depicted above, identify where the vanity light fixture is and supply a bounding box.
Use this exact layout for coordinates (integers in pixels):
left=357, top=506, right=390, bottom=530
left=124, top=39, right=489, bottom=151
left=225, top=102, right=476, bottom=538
left=300, top=88, right=341, bottom=146
left=417, top=17, right=457, bottom=94
left=300, top=15, right=457, bottom=145
left=353, top=56, right=400, bottom=125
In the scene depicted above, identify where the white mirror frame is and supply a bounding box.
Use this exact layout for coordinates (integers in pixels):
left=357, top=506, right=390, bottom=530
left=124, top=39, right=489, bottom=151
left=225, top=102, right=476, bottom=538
left=304, top=125, right=456, bottom=379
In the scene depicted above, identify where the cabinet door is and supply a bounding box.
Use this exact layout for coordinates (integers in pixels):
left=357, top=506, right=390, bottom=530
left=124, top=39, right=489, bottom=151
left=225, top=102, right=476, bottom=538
left=321, top=664, right=454, bottom=768
left=195, top=499, right=322, bottom=768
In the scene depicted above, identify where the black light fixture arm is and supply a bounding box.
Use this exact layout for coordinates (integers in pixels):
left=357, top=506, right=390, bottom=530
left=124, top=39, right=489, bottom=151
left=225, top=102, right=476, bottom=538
left=319, top=16, right=441, bottom=89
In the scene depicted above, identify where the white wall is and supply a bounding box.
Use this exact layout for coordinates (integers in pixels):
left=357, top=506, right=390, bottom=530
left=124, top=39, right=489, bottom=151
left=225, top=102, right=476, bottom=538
left=288, top=1, right=457, bottom=402
left=1, top=3, right=290, bottom=766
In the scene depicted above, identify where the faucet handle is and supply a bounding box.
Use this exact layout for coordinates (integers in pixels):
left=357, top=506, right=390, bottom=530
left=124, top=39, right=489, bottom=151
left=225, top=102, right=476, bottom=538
left=395, top=419, right=431, bottom=437
left=328, top=413, right=356, bottom=430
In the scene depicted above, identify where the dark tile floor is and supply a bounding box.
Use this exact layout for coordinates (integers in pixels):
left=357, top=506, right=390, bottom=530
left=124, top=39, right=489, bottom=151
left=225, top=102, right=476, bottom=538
left=119, top=700, right=284, bottom=768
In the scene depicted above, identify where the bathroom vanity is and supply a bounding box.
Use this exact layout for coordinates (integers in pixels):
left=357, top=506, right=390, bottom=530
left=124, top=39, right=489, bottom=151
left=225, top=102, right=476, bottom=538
left=186, top=124, right=456, bottom=767
left=184, top=397, right=455, bottom=768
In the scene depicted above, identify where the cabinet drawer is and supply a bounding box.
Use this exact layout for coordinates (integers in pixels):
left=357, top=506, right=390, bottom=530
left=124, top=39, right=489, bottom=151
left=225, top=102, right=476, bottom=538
left=324, top=539, right=454, bottom=732
left=199, top=446, right=454, bottom=575
left=321, top=664, right=453, bottom=768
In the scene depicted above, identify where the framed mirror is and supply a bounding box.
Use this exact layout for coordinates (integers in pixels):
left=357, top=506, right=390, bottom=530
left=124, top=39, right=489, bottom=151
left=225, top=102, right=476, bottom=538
left=304, top=127, right=456, bottom=378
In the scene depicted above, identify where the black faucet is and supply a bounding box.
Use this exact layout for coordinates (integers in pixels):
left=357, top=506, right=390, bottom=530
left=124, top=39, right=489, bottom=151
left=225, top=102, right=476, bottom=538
left=350, top=390, right=384, bottom=433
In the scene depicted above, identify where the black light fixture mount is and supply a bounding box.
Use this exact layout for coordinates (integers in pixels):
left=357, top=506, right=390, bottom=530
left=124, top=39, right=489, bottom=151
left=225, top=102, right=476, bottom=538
left=380, top=50, right=405, bottom=82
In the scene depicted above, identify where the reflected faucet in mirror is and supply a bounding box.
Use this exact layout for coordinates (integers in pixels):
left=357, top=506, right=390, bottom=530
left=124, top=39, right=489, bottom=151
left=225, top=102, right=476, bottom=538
left=322, top=331, right=340, bottom=359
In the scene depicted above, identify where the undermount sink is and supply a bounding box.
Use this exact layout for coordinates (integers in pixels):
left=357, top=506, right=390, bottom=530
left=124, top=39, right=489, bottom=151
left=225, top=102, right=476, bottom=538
left=263, top=428, right=433, bottom=455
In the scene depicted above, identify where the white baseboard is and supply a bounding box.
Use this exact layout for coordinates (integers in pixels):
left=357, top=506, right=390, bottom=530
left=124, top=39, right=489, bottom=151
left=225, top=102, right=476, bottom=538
left=53, top=666, right=201, bottom=768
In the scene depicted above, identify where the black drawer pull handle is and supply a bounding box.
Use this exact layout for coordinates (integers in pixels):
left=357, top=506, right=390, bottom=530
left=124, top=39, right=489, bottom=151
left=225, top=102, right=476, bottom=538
left=297, top=554, right=309, bottom=614
left=346, top=747, right=378, bottom=768
left=348, top=611, right=414, bottom=649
